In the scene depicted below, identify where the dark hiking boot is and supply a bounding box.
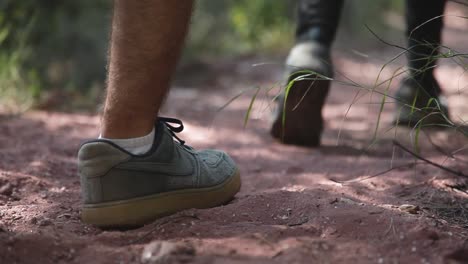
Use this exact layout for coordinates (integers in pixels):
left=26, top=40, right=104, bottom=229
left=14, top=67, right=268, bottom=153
left=395, top=0, right=450, bottom=126
left=394, top=77, right=449, bottom=126
left=78, top=117, right=241, bottom=227
left=271, top=0, right=343, bottom=146
left=271, top=42, right=332, bottom=146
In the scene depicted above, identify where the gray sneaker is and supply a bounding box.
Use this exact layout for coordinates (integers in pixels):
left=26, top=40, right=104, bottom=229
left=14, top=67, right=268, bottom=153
left=78, top=117, right=241, bottom=227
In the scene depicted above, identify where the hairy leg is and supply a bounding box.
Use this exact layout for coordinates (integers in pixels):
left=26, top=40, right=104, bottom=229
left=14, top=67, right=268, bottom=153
left=101, top=0, right=194, bottom=138
left=79, top=0, right=241, bottom=227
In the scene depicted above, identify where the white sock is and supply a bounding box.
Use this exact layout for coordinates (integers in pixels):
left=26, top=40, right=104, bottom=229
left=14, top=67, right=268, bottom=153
left=99, top=128, right=155, bottom=155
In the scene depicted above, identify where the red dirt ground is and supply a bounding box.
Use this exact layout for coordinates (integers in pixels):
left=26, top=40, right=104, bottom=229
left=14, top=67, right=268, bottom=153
left=1, top=10, right=468, bottom=264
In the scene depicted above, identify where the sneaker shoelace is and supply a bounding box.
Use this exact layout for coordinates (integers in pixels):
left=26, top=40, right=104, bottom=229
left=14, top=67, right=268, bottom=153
left=159, top=117, right=187, bottom=146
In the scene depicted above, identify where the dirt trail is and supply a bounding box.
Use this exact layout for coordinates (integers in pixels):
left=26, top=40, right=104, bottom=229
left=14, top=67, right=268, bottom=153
left=1, top=14, right=468, bottom=264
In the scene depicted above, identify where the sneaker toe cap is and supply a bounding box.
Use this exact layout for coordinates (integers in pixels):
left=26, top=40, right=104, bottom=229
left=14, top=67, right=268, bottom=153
left=197, top=150, right=238, bottom=187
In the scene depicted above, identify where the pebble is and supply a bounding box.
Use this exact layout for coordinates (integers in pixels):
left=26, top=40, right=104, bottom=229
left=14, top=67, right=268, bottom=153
left=399, top=204, right=420, bottom=214
left=0, top=183, right=14, bottom=196
left=141, top=240, right=195, bottom=264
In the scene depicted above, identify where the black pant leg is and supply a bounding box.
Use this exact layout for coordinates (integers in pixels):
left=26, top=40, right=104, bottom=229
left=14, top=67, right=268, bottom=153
left=296, top=0, right=344, bottom=46
left=405, top=0, right=446, bottom=86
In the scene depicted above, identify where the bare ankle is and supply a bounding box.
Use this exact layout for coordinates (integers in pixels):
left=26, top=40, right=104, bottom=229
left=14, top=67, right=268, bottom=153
left=101, top=110, right=155, bottom=139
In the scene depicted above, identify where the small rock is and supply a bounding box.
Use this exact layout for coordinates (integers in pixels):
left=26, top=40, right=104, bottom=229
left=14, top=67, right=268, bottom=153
left=0, top=183, right=14, bottom=196
left=399, top=204, right=420, bottom=214
left=13, top=215, right=22, bottom=221
left=141, top=240, right=195, bottom=264
left=57, top=213, right=72, bottom=220
left=278, top=214, right=289, bottom=220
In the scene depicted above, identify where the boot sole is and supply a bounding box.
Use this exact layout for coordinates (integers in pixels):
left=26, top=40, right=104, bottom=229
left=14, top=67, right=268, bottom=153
left=393, top=106, right=450, bottom=127
left=271, top=76, right=330, bottom=147
left=81, top=170, right=241, bottom=228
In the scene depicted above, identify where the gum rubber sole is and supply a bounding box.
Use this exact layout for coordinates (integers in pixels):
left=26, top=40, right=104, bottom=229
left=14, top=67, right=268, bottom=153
left=81, top=170, right=241, bottom=228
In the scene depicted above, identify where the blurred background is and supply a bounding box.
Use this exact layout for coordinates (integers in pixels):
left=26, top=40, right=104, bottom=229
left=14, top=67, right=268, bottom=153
left=0, top=0, right=444, bottom=114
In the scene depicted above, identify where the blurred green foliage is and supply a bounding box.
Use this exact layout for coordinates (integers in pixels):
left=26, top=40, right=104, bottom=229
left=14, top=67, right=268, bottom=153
left=0, top=0, right=404, bottom=112
left=0, top=0, right=110, bottom=112
left=186, top=0, right=294, bottom=59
